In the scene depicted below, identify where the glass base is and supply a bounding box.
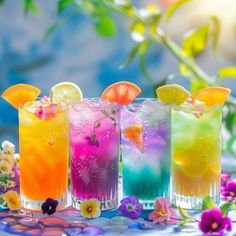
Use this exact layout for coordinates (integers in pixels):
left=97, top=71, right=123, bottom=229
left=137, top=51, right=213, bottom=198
left=139, top=200, right=155, bottom=210
left=21, top=193, right=67, bottom=211
left=172, top=193, right=220, bottom=210
left=72, top=195, right=118, bottom=211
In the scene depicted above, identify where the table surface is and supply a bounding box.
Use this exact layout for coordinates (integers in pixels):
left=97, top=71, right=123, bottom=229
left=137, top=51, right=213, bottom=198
left=0, top=205, right=236, bottom=236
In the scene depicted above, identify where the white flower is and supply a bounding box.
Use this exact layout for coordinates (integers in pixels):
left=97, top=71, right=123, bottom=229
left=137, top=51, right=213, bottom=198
left=2, top=141, right=15, bottom=156
left=0, top=160, right=12, bottom=175
left=0, top=153, right=14, bottom=168
left=6, top=181, right=16, bottom=188
left=13, top=153, right=20, bottom=166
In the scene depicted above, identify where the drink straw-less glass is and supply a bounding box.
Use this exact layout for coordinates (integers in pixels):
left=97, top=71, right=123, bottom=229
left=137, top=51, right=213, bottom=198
left=171, top=105, right=222, bottom=209
left=121, top=98, right=171, bottom=209
left=69, top=99, right=121, bottom=211
left=19, top=102, right=69, bottom=210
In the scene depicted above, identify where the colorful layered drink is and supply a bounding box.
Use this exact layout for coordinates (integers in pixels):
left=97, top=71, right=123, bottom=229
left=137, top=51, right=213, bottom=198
left=121, top=99, right=171, bottom=209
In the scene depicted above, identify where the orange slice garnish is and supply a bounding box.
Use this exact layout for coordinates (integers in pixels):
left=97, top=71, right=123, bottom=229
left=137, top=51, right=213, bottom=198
left=101, top=81, right=141, bottom=105
left=192, top=86, right=231, bottom=107
left=1, top=84, right=41, bottom=109
left=123, top=124, right=144, bottom=151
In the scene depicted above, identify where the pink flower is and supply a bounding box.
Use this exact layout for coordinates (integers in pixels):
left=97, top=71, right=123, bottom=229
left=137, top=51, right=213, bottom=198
left=221, top=173, right=232, bottom=188
left=44, top=104, right=57, bottom=120
left=34, top=106, right=46, bottom=120
left=199, top=208, right=232, bottom=236
left=148, top=197, right=177, bottom=225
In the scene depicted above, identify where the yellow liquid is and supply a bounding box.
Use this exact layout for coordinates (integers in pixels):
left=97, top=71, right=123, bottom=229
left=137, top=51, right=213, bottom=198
left=19, top=105, right=68, bottom=202
left=172, top=107, right=221, bottom=197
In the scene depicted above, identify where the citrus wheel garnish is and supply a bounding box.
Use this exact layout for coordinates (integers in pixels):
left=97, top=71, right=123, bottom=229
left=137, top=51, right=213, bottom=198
left=156, top=84, right=191, bottom=106
left=192, top=86, right=231, bottom=107
left=123, top=124, right=144, bottom=151
left=101, top=81, right=141, bottom=105
left=50, top=82, right=83, bottom=105
left=1, top=84, right=41, bottom=109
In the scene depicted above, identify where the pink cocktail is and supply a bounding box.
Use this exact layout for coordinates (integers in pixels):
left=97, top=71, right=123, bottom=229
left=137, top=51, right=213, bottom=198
left=69, top=99, right=120, bottom=211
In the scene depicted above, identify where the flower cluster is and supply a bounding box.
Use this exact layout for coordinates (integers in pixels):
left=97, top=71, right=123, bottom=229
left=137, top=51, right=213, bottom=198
left=220, top=172, right=236, bottom=202
left=0, top=141, right=20, bottom=208
left=34, top=96, right=57, bottom=120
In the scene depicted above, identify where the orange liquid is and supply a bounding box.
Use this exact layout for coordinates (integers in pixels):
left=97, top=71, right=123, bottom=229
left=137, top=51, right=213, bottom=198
left=19, top=106, right=68, bottom=201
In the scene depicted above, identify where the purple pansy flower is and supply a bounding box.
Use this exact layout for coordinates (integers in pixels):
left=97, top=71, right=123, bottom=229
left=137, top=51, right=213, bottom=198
left=221, top=173, right=232, bottom=188
left=85, top=135, right=99, bottom=147
left=119, top=196, right=143, bottom=219
left=41, top=198, right=58, bottom=215
left=199, top=208, right=232, bottom=236
left=221, top=180, right=236, bottom=202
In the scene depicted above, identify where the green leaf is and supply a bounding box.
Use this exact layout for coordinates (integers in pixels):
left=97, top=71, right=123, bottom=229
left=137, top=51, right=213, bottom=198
left=225, top=135, right=236, bottom=156
left=190, top=78, right=208, bottom=93
left=233, top=202, right=236, bottom=211
left=119, top=42, right=142, bottom=69
left=24, top=0, right=40, bottom=16
left=57, top=0, right=73, bottom=15
left=178, top=208, right=190, bottom=220
left=0, top=0, right=5, bottom=5
left=220, top=202, right=232, bottom=216
left=182, top=24, right=210, bottom=57
left=138, top=40, right=153, bottom=81
left=218, top=67, right=236, bottom=78
left=210, top=16, right=220, bottom=52
left=165, top=0, right=193, bottom=22
left=202, top=196, right=216, bottom=210
left=44, top=23, right=59, bottom=39
left=94, top=16, right=116, bottom=37
left=225, top=112, right=236, bottom=134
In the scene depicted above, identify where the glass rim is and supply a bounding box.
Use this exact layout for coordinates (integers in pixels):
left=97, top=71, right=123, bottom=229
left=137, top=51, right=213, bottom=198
left=70, top=98, right=122, bottom=112
left=173, top=104, right=223, bottom=112
left=126, top=98, right=171, bottom=108
left=19, top=96, right=67, bottom=113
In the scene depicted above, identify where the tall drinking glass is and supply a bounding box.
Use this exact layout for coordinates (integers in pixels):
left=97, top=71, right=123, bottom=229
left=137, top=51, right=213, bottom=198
left=121, top=99, right=171, bottom=209
left=19, top=101, right=68, bottom=210
left=69, top=99, right=121, bottom=211
left=171, top=105, right=222, bottom=209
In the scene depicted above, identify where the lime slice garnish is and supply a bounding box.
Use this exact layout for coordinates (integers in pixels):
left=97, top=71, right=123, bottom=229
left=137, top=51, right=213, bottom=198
left=50, top=82, right=83, bottom=104
left=156, top=84, right=191, bottom=106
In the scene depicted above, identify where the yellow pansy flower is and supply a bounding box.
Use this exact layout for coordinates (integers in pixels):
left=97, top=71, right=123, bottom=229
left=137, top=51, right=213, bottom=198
left=3, top=190, right=21, bottom=210
left=80, top=198, right=101, bottom=218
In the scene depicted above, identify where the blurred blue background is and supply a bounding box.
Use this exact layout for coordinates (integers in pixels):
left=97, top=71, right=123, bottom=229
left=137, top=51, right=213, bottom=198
left=0, top=0, right=236, bottom=148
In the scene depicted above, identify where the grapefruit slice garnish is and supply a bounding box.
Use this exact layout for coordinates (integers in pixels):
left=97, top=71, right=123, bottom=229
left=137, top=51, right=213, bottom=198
left=1, top=84, right=41, bottom=109
left=123, top=124, right=144, bottom=151
left=101, top=81, right=141, bottom=105
left=156, top=84, right=191, bottom=106
left=192, top=86, right=231, bottom=107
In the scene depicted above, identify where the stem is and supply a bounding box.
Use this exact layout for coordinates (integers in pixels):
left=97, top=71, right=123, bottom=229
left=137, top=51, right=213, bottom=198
left=103, top=1, right=215, bottom=86
left=154, top=28, right=215, bottom=85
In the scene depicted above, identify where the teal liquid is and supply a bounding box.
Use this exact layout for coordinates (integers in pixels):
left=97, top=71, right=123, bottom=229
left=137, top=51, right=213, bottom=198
left=122, top=164, right=170, bottom=201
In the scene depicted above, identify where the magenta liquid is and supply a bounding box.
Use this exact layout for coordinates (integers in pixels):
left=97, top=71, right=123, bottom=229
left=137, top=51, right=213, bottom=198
left=69, top=99, right=120, bottom=211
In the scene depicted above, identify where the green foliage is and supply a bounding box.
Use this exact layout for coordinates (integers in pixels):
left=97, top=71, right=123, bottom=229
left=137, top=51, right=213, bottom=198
left=58, top=0, right=73, bottom=15
left=190, top=78, right=208, bottom=93
left=44, top=23, right=59, bottom=39
left=202, top=196, right=216, bottom=210
left=182, top=25, right=210, bottom=57
left=178, top=207, right=190, bottom=219
left=165, top=0, right=193, bottom=21
left=210, top=16, right=220, bottom=52
left=23, top=0, right=40, bottom=16
left=220, top=202, right=232, bottom=216
left=0, top=0, right=5, bottom=5
left=94, top=16, right=116, bottom=37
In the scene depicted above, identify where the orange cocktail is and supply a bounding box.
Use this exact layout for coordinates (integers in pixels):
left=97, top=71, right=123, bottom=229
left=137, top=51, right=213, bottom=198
left=19, top=100, right=68, bottom=210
